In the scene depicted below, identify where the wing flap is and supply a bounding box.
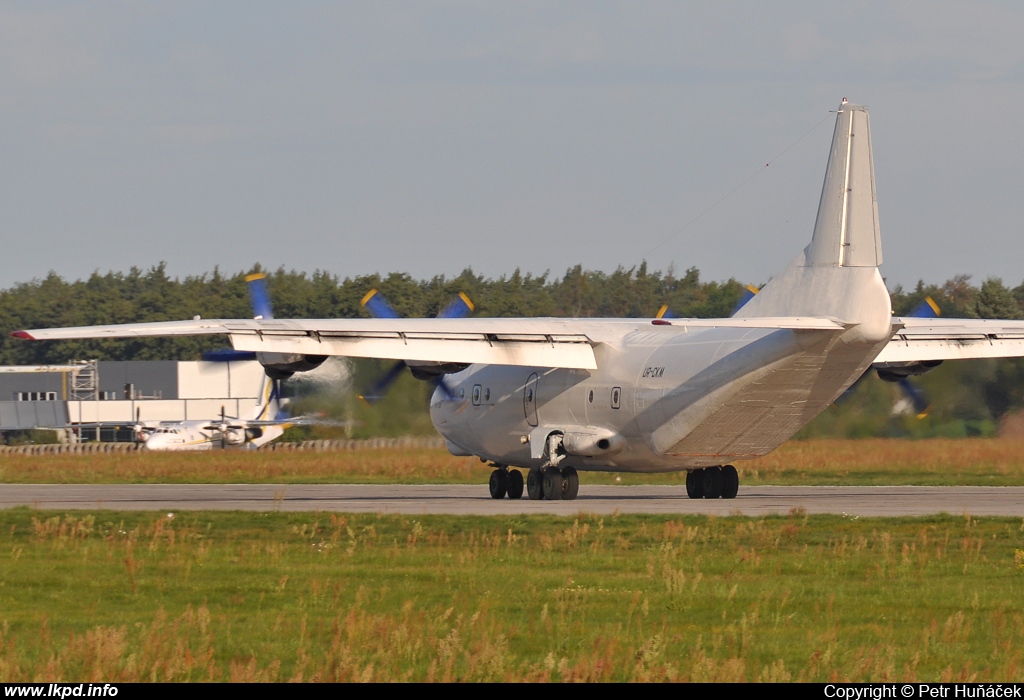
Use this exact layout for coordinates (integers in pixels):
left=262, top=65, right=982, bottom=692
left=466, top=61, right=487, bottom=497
left=229, top=332, right=599, bottom=369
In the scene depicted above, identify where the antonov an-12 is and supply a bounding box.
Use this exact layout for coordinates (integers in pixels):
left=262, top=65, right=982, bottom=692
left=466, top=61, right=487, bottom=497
left=15, top=101, right=1024, bottom=500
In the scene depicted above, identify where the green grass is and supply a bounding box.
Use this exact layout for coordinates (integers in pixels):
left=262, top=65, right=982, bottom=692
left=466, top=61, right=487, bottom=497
left=4, top=438, right=1024, bottom=486
left=1, top=509, right=1023, bottom=681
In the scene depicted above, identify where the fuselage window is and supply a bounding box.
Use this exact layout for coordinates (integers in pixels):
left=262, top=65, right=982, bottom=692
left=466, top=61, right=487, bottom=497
left=484, top=388, right=490, bottom=402
left=588, top=390, right=594, bottom=403
left=472, top=384, right=482, bottom=406
left=611, top=387, right=621, bottom=409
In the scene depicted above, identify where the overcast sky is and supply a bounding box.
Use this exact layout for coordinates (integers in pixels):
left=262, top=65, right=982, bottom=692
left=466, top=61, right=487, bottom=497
left=2, top=1, right=1023, bottom=293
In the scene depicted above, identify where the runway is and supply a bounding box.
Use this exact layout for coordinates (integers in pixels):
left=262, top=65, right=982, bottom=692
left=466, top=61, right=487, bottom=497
left=1, top=484, right=1023, bottom=517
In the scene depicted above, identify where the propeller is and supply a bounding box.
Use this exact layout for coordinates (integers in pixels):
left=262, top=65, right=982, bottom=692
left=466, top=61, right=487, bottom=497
left=359, top=288, right=401, bottom=319
left=358, top=289, right=473, bottom=404
left=888, top=296, right=941, bottom=418
left=201, top=348, right=258, bottom=362
left=876, top=294, right=937, bottom=417
left=895, top=378, right=930, bottom=419
left=131, top=406, right=154, bottom=443
left=836, top=296, right=940, bottom=419
left=908, top=296, right=941, bottom=319
left=247, top=273, right=274, bottom=320
left=730, top=284, right=760, bottom=316
left=201, top=273, right=272, bottom=363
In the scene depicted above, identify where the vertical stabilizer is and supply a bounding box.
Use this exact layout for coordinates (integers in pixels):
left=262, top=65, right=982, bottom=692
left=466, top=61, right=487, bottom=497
left=805, top=100, right=882, bottom=267
left=249, top=373, right=287, bottom=448
left=734, top=100, right=891, bottom=343
left=250, top=374, right=286, bottom=421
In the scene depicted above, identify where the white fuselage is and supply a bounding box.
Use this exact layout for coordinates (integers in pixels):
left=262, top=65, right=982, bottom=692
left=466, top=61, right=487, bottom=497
left=430, top=316, right=889, bottom=473
left=142, top=423, right=271, bottom=451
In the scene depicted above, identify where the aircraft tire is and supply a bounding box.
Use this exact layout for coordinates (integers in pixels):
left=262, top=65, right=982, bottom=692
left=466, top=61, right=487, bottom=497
left=526, top=468, right=544, bottom=500
left=560, top=466, right=579, bottom=500
left=702, top=466, right=724, bottom=499
left=685, top=469, right=705, bottom=499
left=507, top=469, right=525, bottom=499
left=721, top=465, right=739, bottom=499
left=542, top=466, right=563, bottom=501
left=489, top=469, right=508, bottom=500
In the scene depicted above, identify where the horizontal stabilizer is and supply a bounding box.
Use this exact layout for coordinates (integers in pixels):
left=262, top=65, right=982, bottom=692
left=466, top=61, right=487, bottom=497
left=877, top=318, right=1024, bottom=363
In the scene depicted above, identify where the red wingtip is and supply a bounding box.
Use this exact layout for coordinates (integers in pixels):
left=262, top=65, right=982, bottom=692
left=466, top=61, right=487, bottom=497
left=10, top=330, right=35, bottom=340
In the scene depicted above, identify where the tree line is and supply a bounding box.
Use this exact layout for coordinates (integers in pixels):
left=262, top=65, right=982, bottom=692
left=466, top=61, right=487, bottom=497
left=2, top=262, right=1023, bottom=366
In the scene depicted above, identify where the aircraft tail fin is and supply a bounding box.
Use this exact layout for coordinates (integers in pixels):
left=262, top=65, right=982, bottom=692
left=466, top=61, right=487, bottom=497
left=733, top=100, right=891, bottom=342
left=247, top=373, right=287, bottom=448
left=805, top=100, right=882, bottom=268
left=250, top=373, right=287, bottom=421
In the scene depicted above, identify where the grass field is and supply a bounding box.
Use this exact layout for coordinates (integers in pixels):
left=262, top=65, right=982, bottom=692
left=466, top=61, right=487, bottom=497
left=2, top=438, right=1024, bottom=486
left=4, top=438, right=1024, bottom=681
left=0, top=509, right=1022, bottom=681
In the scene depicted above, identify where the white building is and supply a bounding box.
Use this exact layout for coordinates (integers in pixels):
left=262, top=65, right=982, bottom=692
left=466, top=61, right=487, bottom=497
left=0, top=360, right=264, bottom=440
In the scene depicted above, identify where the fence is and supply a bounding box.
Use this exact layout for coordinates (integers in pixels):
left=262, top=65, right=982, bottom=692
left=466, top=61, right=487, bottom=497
left=0, top=436, right=448, bottom=455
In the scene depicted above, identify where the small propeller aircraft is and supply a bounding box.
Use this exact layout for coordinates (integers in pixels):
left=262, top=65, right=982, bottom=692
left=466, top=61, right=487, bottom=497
left=15, top=101, right=1024, bottom=498
left=114, top=273, right=336, bottom=451
left=134, top=373, right=294, bottom=451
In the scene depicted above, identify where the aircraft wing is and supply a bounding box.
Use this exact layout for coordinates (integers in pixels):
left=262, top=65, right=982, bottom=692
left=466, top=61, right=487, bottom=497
left=13, top=316, right=847, bottom=371
left=875, top=318, right=1024, bottom=363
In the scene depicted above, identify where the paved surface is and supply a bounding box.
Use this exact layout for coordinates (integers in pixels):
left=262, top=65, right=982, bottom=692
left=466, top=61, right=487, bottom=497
left=1, top=484, right=1022, bottom=516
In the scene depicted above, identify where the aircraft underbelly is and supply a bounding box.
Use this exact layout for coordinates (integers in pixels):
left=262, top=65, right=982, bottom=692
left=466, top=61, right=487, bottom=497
left=662, top=352, right=840, bottom=462
left=656, top=335, right=884, bottom=466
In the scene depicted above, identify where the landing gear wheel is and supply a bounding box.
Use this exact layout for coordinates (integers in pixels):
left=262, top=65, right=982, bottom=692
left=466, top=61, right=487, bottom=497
left=507, top=469, right=525, bottom=499
left=560, top=466, right=579, bottom=501
left=527, top=468, right=544, bottom=500
left=702, top=466, right=724, bottom=499
left=542, top=466, right=564, bottom=501
left=721, top=465, right=739, bottom=499
left=685, top=469, right=705, bottom=499
left=489, top=469, right=508, bottom=499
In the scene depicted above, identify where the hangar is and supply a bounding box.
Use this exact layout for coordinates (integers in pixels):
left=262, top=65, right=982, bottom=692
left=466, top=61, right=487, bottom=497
left=0, top=360, right=264, bottom=442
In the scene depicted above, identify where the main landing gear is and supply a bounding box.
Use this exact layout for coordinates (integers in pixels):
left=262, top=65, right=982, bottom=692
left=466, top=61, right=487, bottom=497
left=489, top=466, right=525, bottom=499
left=524, top=466, right=579, bottom=501
left=685, top=465, right=739, bottom=499
left=489, top=464, right=579, bottom=500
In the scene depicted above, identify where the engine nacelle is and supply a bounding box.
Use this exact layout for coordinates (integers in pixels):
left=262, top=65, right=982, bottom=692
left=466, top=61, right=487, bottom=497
left=223, top=428, right=247, bottom=446
left=874, top=360, right=943, bottom=383
left=256, top=351, right=328, bottom=380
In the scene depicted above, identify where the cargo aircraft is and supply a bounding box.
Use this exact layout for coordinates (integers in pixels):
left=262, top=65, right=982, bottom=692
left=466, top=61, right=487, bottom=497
left=15, top=101, right=1024, bottom=500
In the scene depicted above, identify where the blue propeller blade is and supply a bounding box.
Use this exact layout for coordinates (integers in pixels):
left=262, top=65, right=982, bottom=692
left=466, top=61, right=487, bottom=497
left=246, top=273, right=274, bottom=320
left=201, top=349, right=259, bottom=363
left=897, top=378, right=931, bottom=418
left=359, top=361, right=408, bottom=404
left=434, top=375, right=458, bottom=402
left=357, top=288, right=474, bottom=402
left=361, top=288, right=401, bottom=319
left=908, top=296, right=941, bottom=319
left=730, top=285, right=760, bottom=316
left=438, top=292, right=475, bottom=319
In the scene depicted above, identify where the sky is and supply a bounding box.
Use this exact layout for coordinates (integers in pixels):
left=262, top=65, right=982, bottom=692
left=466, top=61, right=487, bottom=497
left=2, top=1, right=1023, bottom=292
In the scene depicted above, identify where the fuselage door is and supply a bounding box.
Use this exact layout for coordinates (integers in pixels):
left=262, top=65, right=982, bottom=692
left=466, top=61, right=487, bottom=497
left=523, top=372, right=539, bottom=427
